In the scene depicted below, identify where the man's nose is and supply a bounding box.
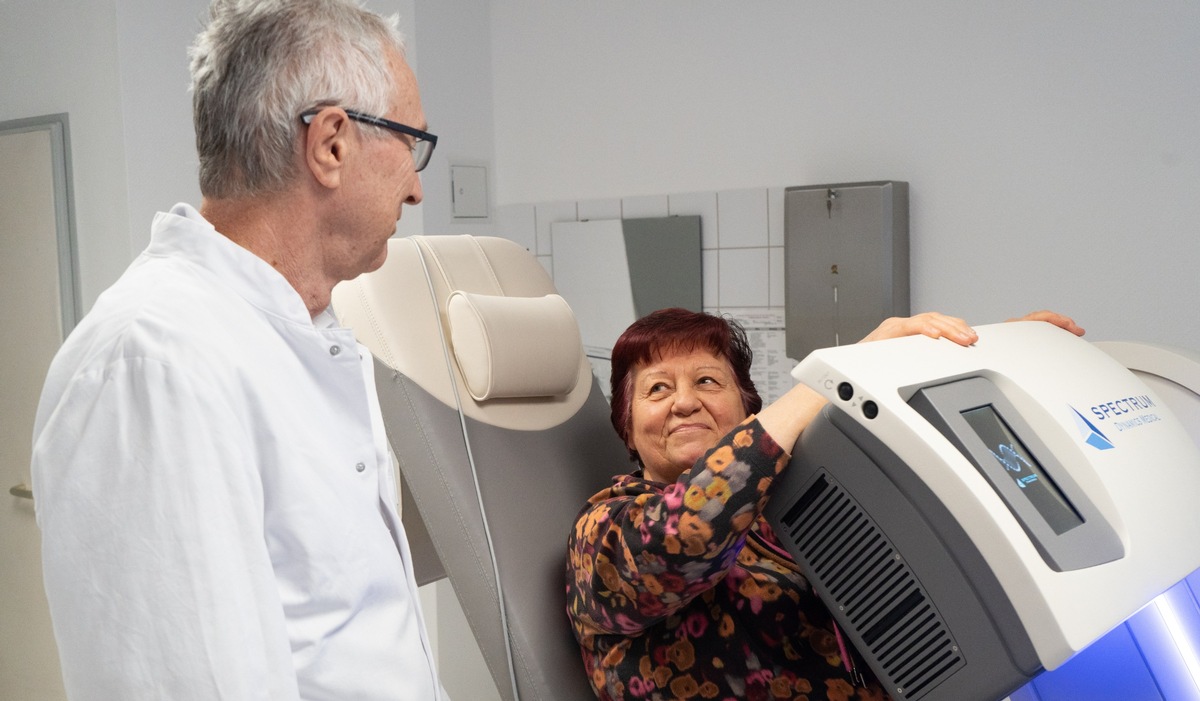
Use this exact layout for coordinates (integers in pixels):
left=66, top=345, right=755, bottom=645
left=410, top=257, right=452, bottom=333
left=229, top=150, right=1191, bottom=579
left=406, top=174, right=424, bottom=205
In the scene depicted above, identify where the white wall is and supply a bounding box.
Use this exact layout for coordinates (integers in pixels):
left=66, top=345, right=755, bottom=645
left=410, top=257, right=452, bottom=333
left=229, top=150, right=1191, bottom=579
left=8, top=2, right=1195, bottom=405
left=114, top=0, right=208, bottom=254
left=0, top=0, right=427, bottom=306
left=490, top=1, right=1200, bottom=351
left=412, top=0, right=497, bottom=236
left=0, top=0, right=133, bottom=311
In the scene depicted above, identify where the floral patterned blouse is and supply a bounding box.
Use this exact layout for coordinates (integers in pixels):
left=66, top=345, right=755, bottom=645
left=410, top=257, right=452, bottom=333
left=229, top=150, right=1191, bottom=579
left=566, top=417, right=890, bottom=701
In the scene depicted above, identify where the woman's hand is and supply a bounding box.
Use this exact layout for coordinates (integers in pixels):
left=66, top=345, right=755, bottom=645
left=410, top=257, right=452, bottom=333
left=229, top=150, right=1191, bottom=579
left=858, top=310, right=1084, bottom=348
left=858, top=312, right=979, bottom=347
left=1007, top=310, right=1085, bottom=336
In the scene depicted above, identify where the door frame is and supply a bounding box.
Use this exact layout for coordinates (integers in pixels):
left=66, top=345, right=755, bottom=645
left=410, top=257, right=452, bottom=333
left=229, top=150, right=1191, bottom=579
left=1, top=113, right=80, bottom=337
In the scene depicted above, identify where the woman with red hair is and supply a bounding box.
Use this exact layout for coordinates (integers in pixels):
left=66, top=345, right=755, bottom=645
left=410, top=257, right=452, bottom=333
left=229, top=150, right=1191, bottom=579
left=566, top=308, right=1081, bottom=701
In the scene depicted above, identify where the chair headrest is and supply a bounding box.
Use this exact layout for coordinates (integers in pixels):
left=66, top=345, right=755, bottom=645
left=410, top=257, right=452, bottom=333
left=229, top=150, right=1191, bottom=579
left=332, top=235, right=593, bottom=431
left=447, top=292, right=583, bottom=401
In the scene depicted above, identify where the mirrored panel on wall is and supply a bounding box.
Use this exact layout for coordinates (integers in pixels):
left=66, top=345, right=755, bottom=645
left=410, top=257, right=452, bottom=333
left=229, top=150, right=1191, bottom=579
left=550, top=215, right=702, bottom=399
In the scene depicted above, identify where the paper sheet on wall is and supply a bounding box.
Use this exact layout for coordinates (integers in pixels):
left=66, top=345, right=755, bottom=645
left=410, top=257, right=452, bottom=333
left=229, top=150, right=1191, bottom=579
left=580, top=307, right=798, bottom=406
left=722, top=307, right=799, bottom=406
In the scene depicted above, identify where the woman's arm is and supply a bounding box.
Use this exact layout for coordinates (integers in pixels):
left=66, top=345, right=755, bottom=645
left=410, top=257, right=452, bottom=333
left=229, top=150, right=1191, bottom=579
left=567, top=417, right=788, bottom=635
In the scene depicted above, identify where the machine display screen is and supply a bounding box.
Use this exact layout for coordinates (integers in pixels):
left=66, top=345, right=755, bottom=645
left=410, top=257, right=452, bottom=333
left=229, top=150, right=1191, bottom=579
left=961, top=404, right=1084, bottom=535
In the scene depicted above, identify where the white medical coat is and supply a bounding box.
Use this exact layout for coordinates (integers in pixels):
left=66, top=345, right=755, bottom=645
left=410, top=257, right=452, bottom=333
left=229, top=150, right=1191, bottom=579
left=32, top=204, right=443, bottom=700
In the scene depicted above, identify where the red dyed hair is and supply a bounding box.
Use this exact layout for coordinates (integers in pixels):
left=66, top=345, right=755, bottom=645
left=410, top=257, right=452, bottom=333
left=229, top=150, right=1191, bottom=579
left=609, top=308, right=762, bottom=463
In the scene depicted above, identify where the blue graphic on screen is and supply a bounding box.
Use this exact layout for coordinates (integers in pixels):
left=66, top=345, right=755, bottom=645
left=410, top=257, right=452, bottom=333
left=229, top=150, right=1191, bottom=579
left=989, top=442, right=1033, bottom=477
left=961, top=405, right=1084, bottom=535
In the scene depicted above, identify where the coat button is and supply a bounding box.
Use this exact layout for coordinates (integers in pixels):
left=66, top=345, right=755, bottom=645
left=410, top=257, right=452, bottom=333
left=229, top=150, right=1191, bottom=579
left=355, top=462, right=366, bottom=473
left=329, top=345, right=341, bottom=356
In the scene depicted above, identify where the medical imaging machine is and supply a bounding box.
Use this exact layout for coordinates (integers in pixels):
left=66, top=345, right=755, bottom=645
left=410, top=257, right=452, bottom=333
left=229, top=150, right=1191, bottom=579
left=765, top=321, right=1200, bottom=701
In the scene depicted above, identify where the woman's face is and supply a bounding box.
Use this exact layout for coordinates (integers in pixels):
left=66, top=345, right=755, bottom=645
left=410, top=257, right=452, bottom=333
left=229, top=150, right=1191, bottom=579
left=628, top=347, right=748, bottom=483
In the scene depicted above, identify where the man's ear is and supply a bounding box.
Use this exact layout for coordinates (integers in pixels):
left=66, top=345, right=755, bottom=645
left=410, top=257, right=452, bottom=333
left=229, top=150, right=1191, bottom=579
left=303, top=108, right=351, bottom=190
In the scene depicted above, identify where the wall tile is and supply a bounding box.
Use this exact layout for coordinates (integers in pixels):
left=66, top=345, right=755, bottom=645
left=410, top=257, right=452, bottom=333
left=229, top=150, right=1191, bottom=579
left=769, top=246, right=786, bottom=308
left=702, top=249, right=720, bottom=309
left=534, top=201, right=578, bottom=256
left=577, top=198, right=621, bottom=221
left=493, top=203, right=536, bottom=252
left=768, top=187, right=787, bottom=247
left=717, top=188, right=768, bottom=248
left=668, top=191, right=719, bottom=250
left=621, top=194, right=669, bottom=219
left=719, top=247, right=770, bottom=307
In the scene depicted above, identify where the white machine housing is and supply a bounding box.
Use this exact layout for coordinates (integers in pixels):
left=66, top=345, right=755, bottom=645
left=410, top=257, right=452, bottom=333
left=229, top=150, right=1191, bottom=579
left=764, top=322, right=1200, bottom=701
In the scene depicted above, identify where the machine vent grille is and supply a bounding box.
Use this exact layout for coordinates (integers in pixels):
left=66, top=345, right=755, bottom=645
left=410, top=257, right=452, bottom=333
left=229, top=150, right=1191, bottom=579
left=778, top=473, right=965, bottom=699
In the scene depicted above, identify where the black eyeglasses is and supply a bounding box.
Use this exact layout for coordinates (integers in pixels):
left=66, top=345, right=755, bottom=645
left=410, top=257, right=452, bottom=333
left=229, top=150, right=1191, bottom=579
left=300, top=108, right=438, bottom=172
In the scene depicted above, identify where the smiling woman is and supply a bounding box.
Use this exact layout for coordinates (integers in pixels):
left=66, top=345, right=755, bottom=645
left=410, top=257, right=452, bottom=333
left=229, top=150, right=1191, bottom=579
left=565, top=307, right=1008, bottom=701
left=567, top=308, right=896, bottom=701
left=609, top=309, right=761, bottom=470
left=626, top=348, right=747, bottom=484
left=617, top=310, right=759, bottom=484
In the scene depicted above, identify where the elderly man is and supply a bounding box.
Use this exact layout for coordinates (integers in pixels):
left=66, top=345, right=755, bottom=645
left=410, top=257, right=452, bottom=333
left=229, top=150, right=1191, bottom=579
left=31, top=1, right=443, bottom=698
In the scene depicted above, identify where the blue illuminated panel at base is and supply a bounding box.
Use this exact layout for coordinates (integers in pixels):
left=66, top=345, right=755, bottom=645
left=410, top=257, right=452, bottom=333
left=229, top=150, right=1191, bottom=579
left=1009, top=570, right=1200, bottom=701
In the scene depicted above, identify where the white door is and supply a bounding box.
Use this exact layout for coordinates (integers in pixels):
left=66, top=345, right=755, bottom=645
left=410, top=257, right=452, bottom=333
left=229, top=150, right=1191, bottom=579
left=1, top=118, right=76, bottom=700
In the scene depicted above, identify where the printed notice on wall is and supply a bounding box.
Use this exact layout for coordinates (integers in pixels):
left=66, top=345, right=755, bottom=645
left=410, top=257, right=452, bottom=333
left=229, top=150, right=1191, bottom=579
left=721, top=307, right=798, bottom=405
left=586, top=307, right=800, bottom=406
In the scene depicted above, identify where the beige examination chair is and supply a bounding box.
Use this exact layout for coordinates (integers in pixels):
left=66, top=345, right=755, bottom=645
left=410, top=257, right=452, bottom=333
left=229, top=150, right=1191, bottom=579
left=332, top=235, right=628, bottom=701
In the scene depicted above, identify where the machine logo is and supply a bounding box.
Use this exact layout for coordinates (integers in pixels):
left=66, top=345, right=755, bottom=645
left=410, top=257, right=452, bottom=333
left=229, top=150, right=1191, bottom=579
left=1070, top=407, right=1115, bottom=451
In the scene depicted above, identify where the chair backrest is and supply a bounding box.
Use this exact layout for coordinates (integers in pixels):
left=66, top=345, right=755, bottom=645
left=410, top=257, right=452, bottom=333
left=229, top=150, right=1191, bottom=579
left=332, top=235, right=627, bottom=701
